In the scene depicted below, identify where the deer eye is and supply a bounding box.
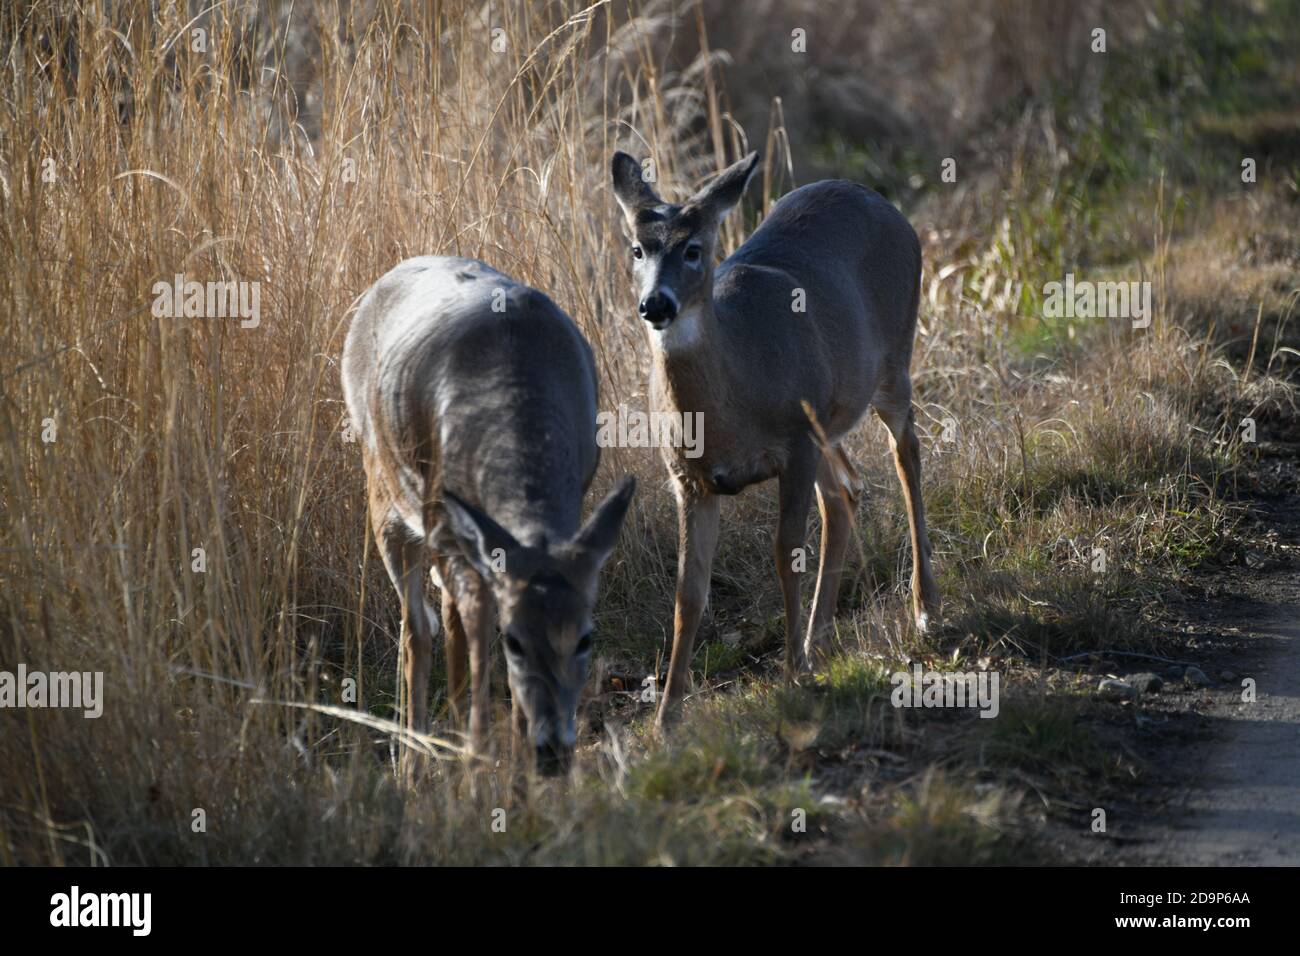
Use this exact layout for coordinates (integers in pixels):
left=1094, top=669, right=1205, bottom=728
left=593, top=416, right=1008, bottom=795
left=504, top=633, right=525, bottom=657
left=631, top=244, right=643, bottom=260
left=575, top=633, right=593, bottom=656
left=683, top=243, right=702, bottom=264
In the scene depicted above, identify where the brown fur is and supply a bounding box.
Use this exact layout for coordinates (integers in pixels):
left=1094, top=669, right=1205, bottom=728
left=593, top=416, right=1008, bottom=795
left=612, top=151, right=940, bottom=727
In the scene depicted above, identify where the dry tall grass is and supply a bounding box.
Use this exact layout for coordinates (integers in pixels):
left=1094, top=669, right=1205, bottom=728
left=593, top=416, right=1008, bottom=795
left=0, top=0, right=703, bottom=865
left=1, top=0, right=1293, bottom=865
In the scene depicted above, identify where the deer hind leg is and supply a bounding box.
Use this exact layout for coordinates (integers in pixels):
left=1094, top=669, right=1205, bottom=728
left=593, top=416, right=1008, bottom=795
left=805, top=445, right=861, bottom=664
left=776, top=447, right=818, bottom=677
left=373, top=512, right=438, bottom=783
left=874, top=392, right=940, bottom=631
left=658, top=482, right=720, bottom=730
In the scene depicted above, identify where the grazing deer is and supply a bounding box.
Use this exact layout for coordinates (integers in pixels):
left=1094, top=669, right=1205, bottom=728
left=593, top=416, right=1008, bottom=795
left=610, top=151, right=938, bottom=727
left=342, top=256, right=635, bottom=776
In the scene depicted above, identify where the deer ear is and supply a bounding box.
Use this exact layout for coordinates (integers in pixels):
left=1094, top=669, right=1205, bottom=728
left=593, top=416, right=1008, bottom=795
left=565, top=476, right=636, bottom=575
left=442, top=490, right=522, bottom=580
left=611, top=152, right=661, bottom=220
left=687, top=151, right=759, bottom=222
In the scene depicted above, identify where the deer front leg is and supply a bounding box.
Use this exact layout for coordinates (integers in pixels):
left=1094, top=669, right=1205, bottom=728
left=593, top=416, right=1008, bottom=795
left=437, top=558, right=470, bottom=730
left=388, top=541, right=436, bottom=786
left=878, top=401, right=940, bottom=630
left=775, top=449, right=818, bottom=677
left=657, top=482, right=720, bottom=729
left=371, top=501, right=437, bottom=784
left=456, top=571, right=496, bottom=759
left=510, top=693, right=529, bottom=770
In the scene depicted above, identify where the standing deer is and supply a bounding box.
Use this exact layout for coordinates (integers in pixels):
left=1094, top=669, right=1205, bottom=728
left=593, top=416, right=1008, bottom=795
left=342, top=256, right=635, bottom=776
left=610, top=151, right=939, bottom=727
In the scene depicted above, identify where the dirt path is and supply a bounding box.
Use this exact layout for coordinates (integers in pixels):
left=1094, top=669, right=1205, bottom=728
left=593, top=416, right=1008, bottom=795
left=1115, top=456, right=1300, bottom=865
left=1140, top=602, right=1300, bottom=864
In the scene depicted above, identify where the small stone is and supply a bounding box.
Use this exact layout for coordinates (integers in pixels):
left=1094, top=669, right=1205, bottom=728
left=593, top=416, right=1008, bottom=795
left=1183, top=666, right=1211, bottom=688
left=1129, top=672, right=1163, bottom=695
left=721, top=630, right=743, bottom=647
left=1100, top=678, right=1137, bottom=700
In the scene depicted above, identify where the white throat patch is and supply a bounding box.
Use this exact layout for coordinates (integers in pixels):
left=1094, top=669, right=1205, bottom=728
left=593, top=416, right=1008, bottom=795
left=650, top=305, right=705, bottom=351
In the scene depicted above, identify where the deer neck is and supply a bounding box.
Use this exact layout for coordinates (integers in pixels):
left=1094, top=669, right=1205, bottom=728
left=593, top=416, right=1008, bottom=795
left=646, top=294, right=732, bottom=419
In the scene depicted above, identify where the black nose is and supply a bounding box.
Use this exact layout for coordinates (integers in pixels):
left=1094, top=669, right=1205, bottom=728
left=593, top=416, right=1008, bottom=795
left=535, top=740, right=573, bottom=777
left=638, top=291, right=678, bottom=326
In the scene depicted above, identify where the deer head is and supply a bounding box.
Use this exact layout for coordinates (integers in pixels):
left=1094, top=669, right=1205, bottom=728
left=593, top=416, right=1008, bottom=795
left=610, top=151, right=759, bottom=331
left=442, top=476, right=635, bottom=775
